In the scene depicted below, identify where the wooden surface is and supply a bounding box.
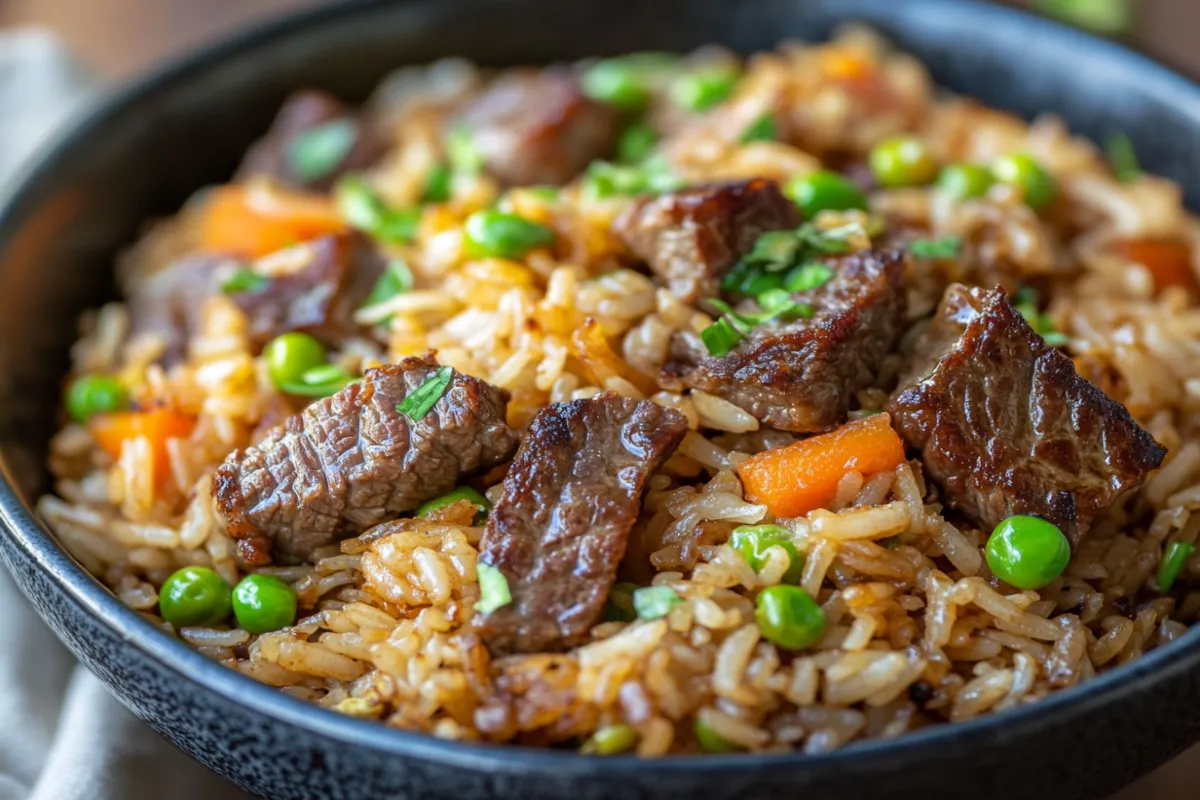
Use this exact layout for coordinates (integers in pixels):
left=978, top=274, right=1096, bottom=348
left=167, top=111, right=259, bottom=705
left=0, top=0, right=1197, bottom=797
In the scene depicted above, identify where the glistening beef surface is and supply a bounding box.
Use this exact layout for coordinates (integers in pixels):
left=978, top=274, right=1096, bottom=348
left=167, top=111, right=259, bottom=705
left=889, top=284, right=1167, bottom=545
left=456, top=68, right=619, bottom=187
left=666, top=248, right=908, bottom=433
left=214, top=357, right=519, bottom=565
left=614, top=179, right=799, bottom=303
left=472, top=393, right=687, bottom=654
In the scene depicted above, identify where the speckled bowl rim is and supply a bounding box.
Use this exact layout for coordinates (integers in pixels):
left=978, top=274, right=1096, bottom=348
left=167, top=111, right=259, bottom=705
left=2, top=0, right=1200, bottom=779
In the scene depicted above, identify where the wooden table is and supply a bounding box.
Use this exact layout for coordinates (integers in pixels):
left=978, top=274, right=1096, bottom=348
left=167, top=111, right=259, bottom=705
left=0, top=0, right=1196, bottom=797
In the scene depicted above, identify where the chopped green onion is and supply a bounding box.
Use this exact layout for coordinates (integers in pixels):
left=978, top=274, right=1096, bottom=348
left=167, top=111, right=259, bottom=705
left=909, top=235, right=962, bottom=260
left=632, top=585, right=682, bottom=620
left=602, top=582, right=639, bottom=623
left=279, top=363, right=357, bottom=397
left=1156, top=541, right=1195, bottom=593
left=1034, top=0, right=1133, bottom=35
left=220, top=267, right=268, bottom=295
left=335, top=175, right=421, bottom=244
left=287, top=118, right=357, bottom=183
left=422, top=163, right=453, bottom=203
left=361, top=259, right=414, bottom=312
left=616, top=121, right=659, bottom=164
left=474, top=563, right=512, bottom=614
left=464, top=211, right=556, bottom=259
left=670, top=67, right=739, bottom=112
left=583, top=155, right=682, bottom=200
left=784, top=262, right=834, bottom=293
left=1106, top=132, right=1140, bottom=183
left=739, top=112, right=779, bottom=143
left=742, top=230, right=800, bottom=271
left=581, top=724, right=639, bottom=755
left=396, top=366, right=454, bottom=422
left=446, top=124, right=483, bottom=174
left=700, top=317, right=744, bottom=357
left=416, top=486, right=491, bottom=523
left=1014, top=287, right=1069, bottom=347
left=695, top=720, right=739, bottom=753
left=525, top=186, right=561, bottom=202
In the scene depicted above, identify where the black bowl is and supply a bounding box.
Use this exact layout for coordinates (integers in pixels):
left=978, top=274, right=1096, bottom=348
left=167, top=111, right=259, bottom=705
left=3, top=1, right=1200, bottom=798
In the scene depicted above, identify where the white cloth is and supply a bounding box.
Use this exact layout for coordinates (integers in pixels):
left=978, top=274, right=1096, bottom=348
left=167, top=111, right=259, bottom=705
left=0, top=28, right=249, bottom=800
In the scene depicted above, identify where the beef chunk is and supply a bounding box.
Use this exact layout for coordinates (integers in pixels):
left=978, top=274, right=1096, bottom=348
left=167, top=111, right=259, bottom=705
left=667, top=248, right=907, bottom=433
left=472, top=393, right=687, bottom=654
left=237, top=90, right=385, bottom=191
left=127, top=235, right=383, bottom=364
left=888, top=285, right=1166, bottom=544
left=457, top=68, right=619, bottom=187
left=214, top=356, right=519, bottom=565
left=614, top=179, right=800, bottom=303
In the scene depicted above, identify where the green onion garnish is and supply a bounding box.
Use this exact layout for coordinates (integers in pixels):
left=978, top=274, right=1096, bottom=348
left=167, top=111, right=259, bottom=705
left=581, top=724, right=639, bottom=755
left=1106, top=133, right=1140, bottom=183
left=287, top=118, right=358, bottom=183
left=362, top=260, right=414, bottom=310
left=422, top=163, right=453, bottom=203
left=616, top=121, right=659, bottom=164
left=740, top=112, right=779, bottom=143
left=335, top=175, right=421, bottom=245
left=446, top=124, right=484, bottom=175
left=742, top=230, right=801, bottom=271
left=279, top=364, right=358, bottom=397
left=784, top=263, right=834, bottom=293
left=1156, top=541, right=1195, bottom=593
left=397, top=366, right=454, bottom=422
left=700, top=316, right=745, bottom=357
left=1014, top=287, right=1069, bottom=347
left=474, top=562, right=512, bottom=614
left=602, top=581, right=639, bottom=623
left=583, top=155, right=683, bottom=200
left=220, top=267, right=268, bottom=295
left=632, top=585, right=682, bottom=620
left=909, top=235, right=963, bottom=260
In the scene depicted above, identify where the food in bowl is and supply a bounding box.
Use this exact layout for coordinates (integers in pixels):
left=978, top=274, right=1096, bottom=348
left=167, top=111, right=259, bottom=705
left=38, top=26, right=1200, bottom=756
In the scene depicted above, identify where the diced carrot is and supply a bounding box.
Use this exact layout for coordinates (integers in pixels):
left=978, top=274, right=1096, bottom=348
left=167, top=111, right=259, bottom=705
left=90, top=408, right=197, bottom=488
left=819, top=47, right=873, bottom=81
left=737, top=414, right=906, bottom=519
left=1114, top=237, right=1198, bottom=295
left=198, top=183, right=345, bottom=258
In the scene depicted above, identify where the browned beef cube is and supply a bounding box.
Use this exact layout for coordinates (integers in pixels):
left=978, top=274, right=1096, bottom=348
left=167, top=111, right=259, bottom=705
left=237, top=90, right=385, bottom=191
left=614, top=179, right=800, bottom=303
left=457, top=69, right=620, bottom=187
left=889, top=284, right=1166, bottom=544
left=214, top=357, right=519, bottom=565
left=472, top=393, right=687, bottom=654
left=667, top=248, right=907, bottom=433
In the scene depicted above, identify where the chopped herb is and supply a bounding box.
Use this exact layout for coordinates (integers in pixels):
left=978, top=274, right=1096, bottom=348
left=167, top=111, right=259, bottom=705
left=446, top=124, right=483, bottom=174
left=287, top=118, right=357, bottom=183
left=632, top=585, right=682, bottom=620
left=220, top=267, right=268, bottom=295
left=1106, top=132, right=1140, bottom=183
left=602, top=582, right=639, bottom=623
left=581, top=724, right=638, bottom=755
left=360, top=260, right=414, bottom=325
left=583, top=155, right=683, bottom=200
left=740, top=112, right=778, bottom=143
left=670, top=67, right=739, bottom=112
left=909, top=235, right=962, bottom=260
left=397, top=366, right=454, bottom=421
left=1156, top=541, right=1195, bottom=593
left=700, top=316, right=745, bottom=357
left=1014, top=287, right=1070, bottom=347
left=1035, top=0, right=1133, bottom=35
left=422, top=163, right=453, bottom=203
left=616, top=121, right=659, bottom=164
left=743, top=231, right=801, bottom=271
left=525, top=185, right=561, bottom=202
left=279, top=364, right=358, bottom=397
left=335, top=175, right=421, bottom=245
left=784, top=262, right=834, bottom=292
left=474, top=562, right=512, bottom=614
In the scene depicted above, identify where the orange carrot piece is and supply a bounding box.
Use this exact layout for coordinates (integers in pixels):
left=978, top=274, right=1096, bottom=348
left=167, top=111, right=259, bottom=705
left=91, top=408, right=197, bottom=488
left=1114, top=238, right=1197, bottom=295
left=737, top=414, right=906, bottom=519
left=199, top=183, right=345, bottom=258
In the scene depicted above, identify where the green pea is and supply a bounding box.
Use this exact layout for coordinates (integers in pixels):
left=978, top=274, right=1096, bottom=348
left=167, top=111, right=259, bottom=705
left=463, top=210, right=555, bottom=259
left=730, top=524, right=804, bottom=584
left=695, top=720, right=740, bottom=753
left=415, top=486, right=491, bottom=523
left=992, top=153, right=1057, bottom=210
left=616, top=121, right=659, bottom=164
left=784, top=170, right=868, bottom=219
left=670, top=67, right=739, bottom=111
left=937, top=163, right=996, bottom=200
left=263, top=332, right=327, bottom=389
left=422, top=162, right=453, bottom=203
left=984, top=515, right=1070, bottom=590
left=581, top=59, right=651, bottom=111
left=581, top=723, right=638, bottom=755
left=868, top=135, right=938, bottom=188
left=159, top=566, right=233, bottom=628
left=232, top=574, right=298, bottom=634
left=754, top=584, right=826, bottom=650
left=66, top=374, right=129, bottom=423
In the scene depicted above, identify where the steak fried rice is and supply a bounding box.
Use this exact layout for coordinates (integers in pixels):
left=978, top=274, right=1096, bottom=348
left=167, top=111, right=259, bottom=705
left=40, top=27, right=1200, bottom=756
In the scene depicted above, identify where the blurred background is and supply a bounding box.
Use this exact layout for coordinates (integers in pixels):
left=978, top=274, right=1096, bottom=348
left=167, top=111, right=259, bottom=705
left=0, top=0, right=1195, bottom=797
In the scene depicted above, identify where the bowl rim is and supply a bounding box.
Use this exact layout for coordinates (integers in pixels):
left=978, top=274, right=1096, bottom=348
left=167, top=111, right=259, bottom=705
left=3, top=0, right=1200, bottom=778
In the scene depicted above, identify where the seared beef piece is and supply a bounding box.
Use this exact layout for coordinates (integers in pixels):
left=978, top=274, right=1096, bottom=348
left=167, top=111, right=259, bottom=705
left=456, top=68, right=620, bottom=187
left=214, top=356, right=519, bottom=565
left=127, top=235, right=384, bottom=364
left=666, top=248, right=907, bottom=433
left=614, top=179, right=800, bottom=304
left=237, top=90, right=385, bottom=191
left=889, top=284, right=1166, bottom=545
left=472, top=393, right=687, bottom=654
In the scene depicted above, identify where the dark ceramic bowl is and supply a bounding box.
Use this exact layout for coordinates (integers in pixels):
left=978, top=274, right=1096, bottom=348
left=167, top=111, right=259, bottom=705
left=3, top=1, right=1200, bottom=798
